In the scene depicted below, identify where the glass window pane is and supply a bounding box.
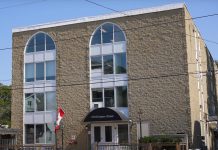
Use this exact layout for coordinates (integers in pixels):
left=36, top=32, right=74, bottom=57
left=25, top=63, right=34, bottom=82
left=46, top=92, right=56, bottom=111
left=91, top=28, right=101, bottom=45
left=118, top=124, right=128, bottom=143
left=26, top=38, right=34, bottom=53
left=116, top=86, right=127, bottom=107
left=105, top=126, right=112, bottom=142
left=92, top=89, right=103, bottom=102
left=46, top=61, right=55, bottom=80
left=115, top=53, right=126, bottom=74
left=36, top=62, right=44, bottom=80
left=46, top=124, right=55, bottom=144
left=36, top=33, right=45, bottom=52
left=104, top=88, right=114, bottom=107
left=46, top=35, right=55, bottom=50
left=102, top=24, right=113, bottom=43
left=94, top=126, right=101, bottom=142
left=91, top=56, right=102, bottom=70
left=103, top=55, right=113, bottom=74
left=36, top=93, right=44, bottom=111
left=25, top=93, right=34, bottom=112
left=25, top=124, right=34, bottom=144
left=36, top=124, right=45, bottom=143
left=114, top=25, right=125, bottom=42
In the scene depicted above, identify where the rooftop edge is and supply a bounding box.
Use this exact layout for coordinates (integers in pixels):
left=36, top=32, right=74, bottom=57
left=12, top=3, right=184, bottom=33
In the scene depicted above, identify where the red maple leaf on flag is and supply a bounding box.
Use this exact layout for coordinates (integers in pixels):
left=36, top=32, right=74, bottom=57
left=55, top=107, right=65, bottom=133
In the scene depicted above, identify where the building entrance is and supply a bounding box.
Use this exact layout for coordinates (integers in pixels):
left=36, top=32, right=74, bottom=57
left=91, top=123, right=129, bottom=146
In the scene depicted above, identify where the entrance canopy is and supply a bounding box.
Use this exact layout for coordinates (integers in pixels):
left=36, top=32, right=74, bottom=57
left=84, top=107, right=128, bottom=122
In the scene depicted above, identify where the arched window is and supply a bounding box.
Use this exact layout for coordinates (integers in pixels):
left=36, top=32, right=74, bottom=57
left=90, top=23, right=127, bottom=75
left=91, top=23, right=125, bottom=45
left=24, top=32, right=56, bottom=82
left=24, top=32, right=56, bottom=145
left=89, top=23, right=128, bottom=109
left=26, top=32, right=55, bottom=53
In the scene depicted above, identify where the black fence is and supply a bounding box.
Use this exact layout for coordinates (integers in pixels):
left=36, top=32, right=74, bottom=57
left=0, top=145, right=55, bottom=150
left=95, top=143, right=187, bottom=150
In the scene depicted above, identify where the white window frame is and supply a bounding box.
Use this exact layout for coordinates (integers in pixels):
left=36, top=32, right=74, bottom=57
left=89, top=23, right=128, bottom=111
left=23, top=32, right=56, bottom=145
left=24, top=123, right=55, bottom=145
left=91, top=86, right=128, bottom=108
left=25, top=32, right=56, bottom=53
left=25, top=92, right=56, bottom=113
left=24, top=61, right=56, bottom=83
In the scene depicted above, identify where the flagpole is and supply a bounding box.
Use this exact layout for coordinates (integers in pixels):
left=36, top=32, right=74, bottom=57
left=55, top=107, right=65, bottom=150
left=61, top=124, right=64, bottom=150
left=55, top=130, right=58, bottom=150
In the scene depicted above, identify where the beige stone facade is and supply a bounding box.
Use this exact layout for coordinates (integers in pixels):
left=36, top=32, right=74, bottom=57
left=12, top=3, right=218, bottom=150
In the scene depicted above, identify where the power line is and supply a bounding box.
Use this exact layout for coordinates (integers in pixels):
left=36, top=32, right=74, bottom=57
left=0, top=9, right=218, bottom=51
left=0, top=2, right=217, bottom=86
left=0, top=61, right=211, bottom=83
left=85, top=0, right=218, bottom=21
left=186, top=33, right=218, bottom=45
left=85, top=0, right=126, bottom=15
left=1, top=22, right=218, bottom=52
left=0, top=0, right=47, bottom=10
left=0, top=70, right=217, bottom=91
left=84, top=0, right=218, bottom=44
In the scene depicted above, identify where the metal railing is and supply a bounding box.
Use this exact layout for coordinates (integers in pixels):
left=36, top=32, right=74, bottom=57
left=95, top=143, right=186, bottom=150
left=0, top=145, right=55, bottom=150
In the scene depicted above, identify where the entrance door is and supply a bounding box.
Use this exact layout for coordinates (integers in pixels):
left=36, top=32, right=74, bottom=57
left=91, top=124, right=117, bottom=144
left=91, top=123, right=129, bottom=147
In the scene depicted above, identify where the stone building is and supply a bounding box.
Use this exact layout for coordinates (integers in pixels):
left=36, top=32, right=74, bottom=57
left=11, top=3, right=218, bottom=150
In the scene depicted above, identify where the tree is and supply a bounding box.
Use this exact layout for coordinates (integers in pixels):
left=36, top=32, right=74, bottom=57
left=0, top=83, right=11, bottom=127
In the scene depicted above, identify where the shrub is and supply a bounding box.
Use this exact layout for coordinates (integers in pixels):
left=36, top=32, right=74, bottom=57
left=140, top=135, right=182, bottom=143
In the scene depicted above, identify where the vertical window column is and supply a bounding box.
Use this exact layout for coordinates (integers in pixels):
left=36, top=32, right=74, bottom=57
left=25, top=124, right=34, bottom=144
left=25, top=93, right=34, bottom=112
left=118, top=124, right=128, bottom=143
left=116, top=86, right=127, bottom=107
left=36, top=62, right=44, bottom=81
left=105, top=126, right=112, bottom=142
left=46, top=61, right=55, bottom=80
left=115, top=53, right=126, bottom=74
left=94, top=126, right=101, bottom=142
left=35, top=93, right=44, bottom=111
left=46, top=92, right=56, bottom=111
left=35, top=33, right=45, bottom=52
left=103, top=55, right=113, bottom=74
left=104, top=88, right=114, bottom=107
left=25, top=63, right=34, bottom=82
left=36, top=124, right=45, bottom=143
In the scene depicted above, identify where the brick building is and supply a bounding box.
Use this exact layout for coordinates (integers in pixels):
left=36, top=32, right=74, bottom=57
left=12, top=3, right=218, bottom=150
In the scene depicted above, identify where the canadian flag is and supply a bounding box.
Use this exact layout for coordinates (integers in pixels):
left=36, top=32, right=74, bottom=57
left=55, top=107, right=65, bottom=132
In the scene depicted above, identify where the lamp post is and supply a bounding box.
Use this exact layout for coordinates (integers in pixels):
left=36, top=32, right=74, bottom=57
left=138, top=109, right=142, bottom=140
left=138, top=109, right=143, bottom=150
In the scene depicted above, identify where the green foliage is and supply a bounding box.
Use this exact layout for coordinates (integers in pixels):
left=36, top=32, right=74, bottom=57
left=0, top=84, right=11, bottom=127
left=140, top=135, right=182, bottom=143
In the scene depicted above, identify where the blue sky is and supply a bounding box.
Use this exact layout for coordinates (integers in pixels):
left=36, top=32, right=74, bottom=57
left=0, top=0, right=218, bottom=85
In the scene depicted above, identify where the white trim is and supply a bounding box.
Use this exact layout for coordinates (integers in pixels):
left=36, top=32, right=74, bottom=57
left=13, top=3, right=184, bottom=33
